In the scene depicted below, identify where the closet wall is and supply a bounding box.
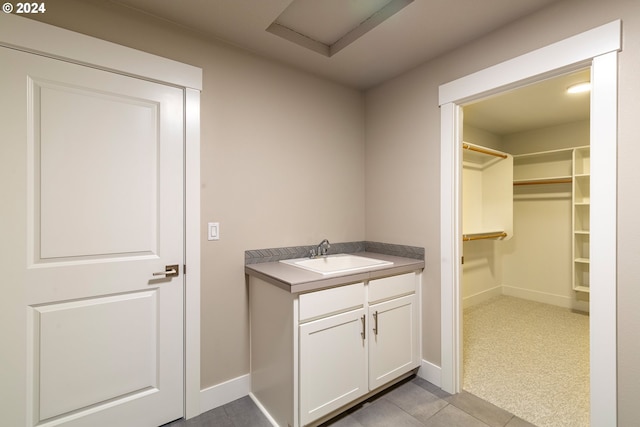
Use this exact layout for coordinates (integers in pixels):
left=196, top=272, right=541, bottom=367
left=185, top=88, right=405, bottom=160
left=463, top=121, right=589, bottom=311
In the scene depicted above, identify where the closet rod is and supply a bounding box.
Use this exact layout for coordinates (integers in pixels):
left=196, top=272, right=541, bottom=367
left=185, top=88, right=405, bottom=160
left=513, top=178, right=573, bottom=186
left=462, top=232, right=507, bottom=242
left=462, top=143, right=508, bottom=159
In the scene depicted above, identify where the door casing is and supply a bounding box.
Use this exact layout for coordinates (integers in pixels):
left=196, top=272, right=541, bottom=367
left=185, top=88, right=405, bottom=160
left=439, top=20, right=620, bottom=426
left=0, top=13, right=202, bottom=421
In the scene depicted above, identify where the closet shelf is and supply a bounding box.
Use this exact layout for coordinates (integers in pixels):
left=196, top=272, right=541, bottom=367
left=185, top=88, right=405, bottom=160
left=574, top=230, right=590, bottom=235
left=513, top=176, right=572, bottom=186
left=513, top=147, right=581, bottom=159
left=462, top=142, right=508, bottom=159
left=462, top=231, right=507, bottom=242
left=512, top=147, right=583, bottom=184
left=462, top=142, right=510, bottom=170
left=574, top=258, right=590, bottom=264
left=574, top=285, right=590, bottom=293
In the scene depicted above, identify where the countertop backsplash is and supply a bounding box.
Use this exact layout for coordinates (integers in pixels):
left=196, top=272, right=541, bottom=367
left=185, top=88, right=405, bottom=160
left=245, top=241, right=424, bottom=265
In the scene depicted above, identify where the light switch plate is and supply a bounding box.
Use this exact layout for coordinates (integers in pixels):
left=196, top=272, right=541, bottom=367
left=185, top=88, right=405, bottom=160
left=207, top=222, right=219, bottom=241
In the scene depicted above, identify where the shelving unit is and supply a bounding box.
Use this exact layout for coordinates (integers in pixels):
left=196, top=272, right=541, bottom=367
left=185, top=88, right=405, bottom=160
left=512, top=148, right=573, bottom=186
left=462, top=142, right=513, bottom=241
left=512, top=146, right=590, bottom=292
left=572, top=147, right=590, bottom=292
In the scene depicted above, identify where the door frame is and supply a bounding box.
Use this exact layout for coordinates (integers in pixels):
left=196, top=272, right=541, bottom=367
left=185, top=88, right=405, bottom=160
left=439, top=20, right=620, bottom=425
left=0, top=14, right=203, bottom=420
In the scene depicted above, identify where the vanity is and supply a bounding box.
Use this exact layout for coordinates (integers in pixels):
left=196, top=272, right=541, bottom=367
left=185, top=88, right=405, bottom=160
left=245, top=247, right=424, bottom=427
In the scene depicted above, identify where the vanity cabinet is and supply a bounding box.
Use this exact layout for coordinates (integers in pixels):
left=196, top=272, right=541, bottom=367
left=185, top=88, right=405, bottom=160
left=367, top=274, right=419, bottom=390
left=298, top=283, right=368, bottom=426
left=249, top=271, right=420, bottom=427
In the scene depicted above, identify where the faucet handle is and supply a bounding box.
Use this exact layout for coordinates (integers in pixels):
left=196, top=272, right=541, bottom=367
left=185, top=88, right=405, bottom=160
left=309, top=249, right=317, bottom=258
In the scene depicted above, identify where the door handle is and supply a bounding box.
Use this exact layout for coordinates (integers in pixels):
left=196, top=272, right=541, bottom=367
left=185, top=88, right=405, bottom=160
left=152, top=264, right=179, bottom=278
left=373, top=311, right=379, bottom=336
left=360, top=315, right=366, bottom=340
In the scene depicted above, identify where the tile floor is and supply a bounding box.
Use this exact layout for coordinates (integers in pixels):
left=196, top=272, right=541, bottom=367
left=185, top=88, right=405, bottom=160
left=164, top=376, right=537, bottom=427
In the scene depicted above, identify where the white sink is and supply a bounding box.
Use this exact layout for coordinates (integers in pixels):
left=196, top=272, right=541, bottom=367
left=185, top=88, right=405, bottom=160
left=280, top=254, right=393, bottom=275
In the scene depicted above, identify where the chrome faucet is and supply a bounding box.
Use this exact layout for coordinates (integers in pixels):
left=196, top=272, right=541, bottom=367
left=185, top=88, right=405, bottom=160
left=310, top=239, right=330, bottom=258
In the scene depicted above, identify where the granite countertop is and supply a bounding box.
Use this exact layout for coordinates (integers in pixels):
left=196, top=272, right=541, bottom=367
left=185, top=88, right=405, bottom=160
left=245, top=251, right=424, bottom=294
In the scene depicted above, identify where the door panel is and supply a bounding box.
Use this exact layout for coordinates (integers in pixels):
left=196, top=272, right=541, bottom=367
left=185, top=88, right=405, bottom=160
left=37, top=81, right=159, bottom=259
left=34, top=291, right=158, bottom=420
left=1, top=45, right=185, bottom=427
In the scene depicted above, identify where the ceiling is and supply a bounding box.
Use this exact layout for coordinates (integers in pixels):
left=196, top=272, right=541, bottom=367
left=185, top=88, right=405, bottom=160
left=464, top=68, right=591, bottom=135
left=110, top=0, right=563, bottom=90
left=109, top=0, right=585, bottom=134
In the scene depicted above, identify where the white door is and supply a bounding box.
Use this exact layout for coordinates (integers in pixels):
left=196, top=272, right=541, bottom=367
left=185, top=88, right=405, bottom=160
left=299, top=308, right=368, bottom=426
left=0, top=46, right=185, bottom=427
left=368, top=294, right=419, bottom=390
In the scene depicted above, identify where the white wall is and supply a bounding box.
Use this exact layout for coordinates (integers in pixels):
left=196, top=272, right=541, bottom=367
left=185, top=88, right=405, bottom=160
left=463, top=124, right=502, bottom=151
left=461, top=239, right=502, bottom=306
left=500, top=191, right=575, bottom=304
left=503, top=120, right=590, bottom=154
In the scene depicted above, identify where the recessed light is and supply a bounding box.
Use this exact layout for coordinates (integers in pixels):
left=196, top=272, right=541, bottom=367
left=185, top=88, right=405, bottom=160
left=567, top=82, right=591, bottom=94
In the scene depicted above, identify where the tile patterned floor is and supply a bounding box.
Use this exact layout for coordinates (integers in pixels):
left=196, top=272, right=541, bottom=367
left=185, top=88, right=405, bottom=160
left=164, top=376, right=537, bottom=427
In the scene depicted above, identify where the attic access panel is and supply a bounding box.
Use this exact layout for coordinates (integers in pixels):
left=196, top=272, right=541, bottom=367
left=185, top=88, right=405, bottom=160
left=267, top=0, right=413, bottom=57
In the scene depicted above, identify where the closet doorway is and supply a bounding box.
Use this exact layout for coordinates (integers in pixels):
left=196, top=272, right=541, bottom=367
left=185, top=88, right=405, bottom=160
left=439, top=20, right=620, bottom=426
left=461, top=69, right=591, bottom=427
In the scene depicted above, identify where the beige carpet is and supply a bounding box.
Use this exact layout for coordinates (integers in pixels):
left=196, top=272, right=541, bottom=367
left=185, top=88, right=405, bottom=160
left=463, top=296, right=589, bottom=427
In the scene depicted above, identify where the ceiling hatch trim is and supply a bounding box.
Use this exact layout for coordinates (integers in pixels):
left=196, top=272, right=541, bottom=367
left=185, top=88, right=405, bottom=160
left=266, top=0, right=413, bottom=57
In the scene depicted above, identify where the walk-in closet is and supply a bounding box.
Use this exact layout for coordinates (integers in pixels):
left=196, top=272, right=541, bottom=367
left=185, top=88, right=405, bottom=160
left=461, top=69, right=591, bottom=427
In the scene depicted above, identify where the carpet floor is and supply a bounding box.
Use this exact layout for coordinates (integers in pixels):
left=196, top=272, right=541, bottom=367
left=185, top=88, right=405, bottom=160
left=463, top=295, right=589, bottom=427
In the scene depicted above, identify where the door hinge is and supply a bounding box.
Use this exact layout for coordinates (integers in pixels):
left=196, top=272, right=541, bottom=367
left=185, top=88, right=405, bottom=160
left=461, top=256, right=464, bottom=265
left=183, top=264, right=187, bottom=275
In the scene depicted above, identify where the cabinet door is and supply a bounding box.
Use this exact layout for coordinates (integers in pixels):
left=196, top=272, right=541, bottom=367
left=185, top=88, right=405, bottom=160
left=368, top=294, right=419, bottom=390
left=299, top=308, right=368, bottom=426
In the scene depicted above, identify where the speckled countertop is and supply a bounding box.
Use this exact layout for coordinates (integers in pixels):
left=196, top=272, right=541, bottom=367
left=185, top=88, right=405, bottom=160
left=245, top=252, right=424, bottom=294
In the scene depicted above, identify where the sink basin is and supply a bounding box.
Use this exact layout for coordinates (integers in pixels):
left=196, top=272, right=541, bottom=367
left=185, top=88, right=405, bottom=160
left=280, top=254, right=393, bottom=275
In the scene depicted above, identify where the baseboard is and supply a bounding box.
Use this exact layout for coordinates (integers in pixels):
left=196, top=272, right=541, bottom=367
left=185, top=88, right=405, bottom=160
left=248, top=393, right=279, bottom=427
left=463, top=286, right=502, bottom=308
left=200, top=373, right=250, bottom=414
left=198, top=364, right=443, bottom=419
left=417, top=359, right=441, bottom=388
left=502, top=285, right=590, bottom=312
left=464, top=285, right=590, bottom=312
